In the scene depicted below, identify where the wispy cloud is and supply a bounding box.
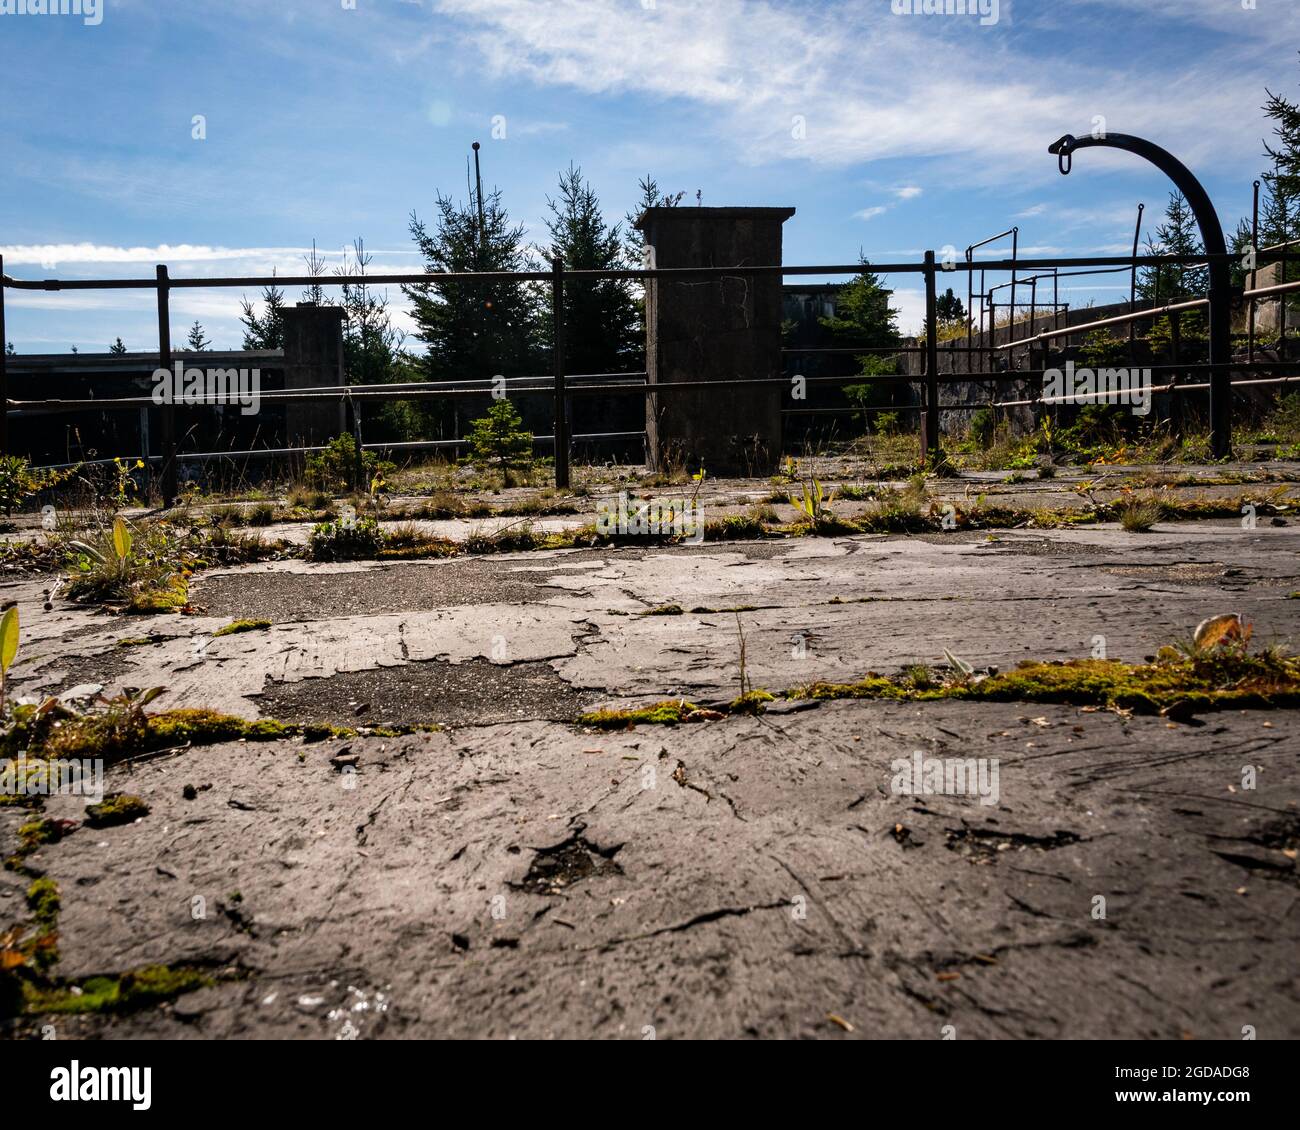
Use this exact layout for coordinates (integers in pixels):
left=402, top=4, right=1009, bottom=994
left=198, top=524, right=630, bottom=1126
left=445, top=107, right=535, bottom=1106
left=431, top=0, right=1295, bottom=179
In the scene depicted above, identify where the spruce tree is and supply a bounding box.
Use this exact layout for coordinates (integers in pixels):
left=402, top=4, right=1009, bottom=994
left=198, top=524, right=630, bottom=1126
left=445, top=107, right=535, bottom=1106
left=403, top=189, right=541, bottom=385
left=1137, top=193, right=1208, bottom=304
left=185, top=321, right=211, bottom=351
left=239, top=279, right=287, bottom=350
left=541, top=164, right=639, bottom=377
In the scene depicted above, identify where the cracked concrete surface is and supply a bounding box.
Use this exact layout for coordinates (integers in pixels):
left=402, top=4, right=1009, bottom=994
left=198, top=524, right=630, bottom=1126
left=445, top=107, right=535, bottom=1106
left=2, top=516, right=1298, bottom=1038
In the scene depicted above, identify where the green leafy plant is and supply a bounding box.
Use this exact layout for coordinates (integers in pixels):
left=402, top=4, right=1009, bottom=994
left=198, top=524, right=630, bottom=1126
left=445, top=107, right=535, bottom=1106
left=303, top=434, right=391, bottom=494
left=0, top=455, right=74, bottom=516
left=307, top=516, right=385, bottom=561
left=789, top=475, right=836, bottom=527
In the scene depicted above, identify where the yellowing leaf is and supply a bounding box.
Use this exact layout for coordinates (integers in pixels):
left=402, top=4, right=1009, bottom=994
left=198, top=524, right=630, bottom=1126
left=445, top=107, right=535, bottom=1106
left=0, top=605, right=18, bottom=673
left=112, top=516, right=132, bottom=560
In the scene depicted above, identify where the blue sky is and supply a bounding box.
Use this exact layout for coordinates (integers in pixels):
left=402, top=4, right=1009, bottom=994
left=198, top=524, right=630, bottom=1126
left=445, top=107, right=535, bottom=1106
left=1, top=0, right=1298, bottom=349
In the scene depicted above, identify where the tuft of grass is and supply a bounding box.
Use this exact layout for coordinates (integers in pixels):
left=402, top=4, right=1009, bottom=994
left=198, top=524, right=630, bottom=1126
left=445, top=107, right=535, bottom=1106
left=1114, top=495, right=1166, bottom=532
left=703, top=514, right=769, bottom=541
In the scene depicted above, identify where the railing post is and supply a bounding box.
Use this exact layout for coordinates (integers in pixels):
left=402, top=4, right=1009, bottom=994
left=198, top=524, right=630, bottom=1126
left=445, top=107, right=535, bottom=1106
left=922, top=250, right=941, bottom=463
left=156, top=265, right=177, bottom=504
left=551, top=255, right=570, bottom=489
left=0, top=253, right=8, bottom=458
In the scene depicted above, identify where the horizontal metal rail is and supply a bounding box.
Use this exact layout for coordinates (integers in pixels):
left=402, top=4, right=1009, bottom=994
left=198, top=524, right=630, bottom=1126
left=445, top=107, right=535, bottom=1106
left=994, top=277, right=1300, bottom=352
left=3, top=252, right=1280, bottom=293
left=32, top=431, right=649, bottom=472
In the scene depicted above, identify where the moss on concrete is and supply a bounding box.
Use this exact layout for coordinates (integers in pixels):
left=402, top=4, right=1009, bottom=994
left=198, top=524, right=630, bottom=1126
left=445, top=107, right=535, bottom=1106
left=212, top=618, right=271, bottom=637
left=578, top=700, right=701, bottom=728
left=84, top=793, right=150, bottom=828
left=22, top=965, right=212, bottom=1016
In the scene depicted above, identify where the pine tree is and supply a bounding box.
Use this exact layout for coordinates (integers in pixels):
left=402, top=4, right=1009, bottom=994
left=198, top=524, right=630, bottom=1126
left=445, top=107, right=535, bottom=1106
left=402, top=189, right=541, bottom=385
left=541, top=164, right=639, bottom=377
left=820, top=260, right=902, bottom=353
left=301, top=241, right=331, bottom=307
left=1263, top=74, right=1300, bottom=205
left=1137, top=193, right=1208, bottom=304
left=622, top=174, right=684, bottom=268
left=819, top=260, right=903, bottom=423
left=338, top=238, right=402, bottom=385
left=240, top=279, right=287, bottom=350
left=109, top=337, right=127, bottom=354
left=467, top=398, right=532, bottom=486
left=185, top=321, right=211, bottom=351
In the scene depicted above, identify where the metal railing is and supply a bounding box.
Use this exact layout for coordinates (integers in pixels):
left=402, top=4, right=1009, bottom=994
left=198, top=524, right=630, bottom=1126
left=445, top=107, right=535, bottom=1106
left=3, top=246, right=1298, bottom=493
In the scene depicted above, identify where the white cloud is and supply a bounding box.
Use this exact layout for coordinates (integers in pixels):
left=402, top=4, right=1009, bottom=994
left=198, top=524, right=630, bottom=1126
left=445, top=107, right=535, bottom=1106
left=430, top=0, right=1294, bottom=183
left=0, top=244, right=320, bottom=267
left=855, top=206, right=890, bottom=221
left=894, top=186, right=924, bottom=200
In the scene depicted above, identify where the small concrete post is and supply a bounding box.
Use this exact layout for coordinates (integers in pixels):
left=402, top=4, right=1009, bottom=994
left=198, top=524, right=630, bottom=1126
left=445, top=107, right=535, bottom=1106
left=282, top=304, right=347, bottom=446
left=635, top=206, right=794, bottom=476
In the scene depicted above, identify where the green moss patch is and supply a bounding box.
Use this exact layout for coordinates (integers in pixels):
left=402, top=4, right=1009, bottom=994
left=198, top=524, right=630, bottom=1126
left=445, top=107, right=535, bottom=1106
left=212, top=618, right=271, bottom=638
left=22, top=965, right=212, bottom=1016
left=578, top=646, right=1300, bottom=729
left=729, top=690, right=775, bottom=715
left=577, top=700, right=700, bottom=728
left=84, top=793, right=150, bottom=828
left=792, top=652, right=1300, bottom=715
left=126, top=576, right=190, bottom=614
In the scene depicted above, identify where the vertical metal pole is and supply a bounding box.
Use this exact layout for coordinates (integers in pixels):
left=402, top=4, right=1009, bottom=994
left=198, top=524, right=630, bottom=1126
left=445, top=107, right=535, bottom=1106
left=472, top=142, right=487, bottom=257
left=0, top=254, right=8, bottom=458
left=1129, top=202, right=1144, bottom=348
left=156, top=265, right=177, bottom=504
left=551, top=256, right=569, bottom=489
left=964, top=248, right=974, bottom=378
left=1008, top=227, right=1018, bottom=373
left=1249, top=181, right=1259, bottom=363
left=922, top=250, right=940, bottom=462
left=1029, top=277, right=1038, bottom=341
left=1169, top=309, right=1183, bottom=442
left=350, top=395, right=364, bottom=491
left=1279, top=193, right=1289, bottom=357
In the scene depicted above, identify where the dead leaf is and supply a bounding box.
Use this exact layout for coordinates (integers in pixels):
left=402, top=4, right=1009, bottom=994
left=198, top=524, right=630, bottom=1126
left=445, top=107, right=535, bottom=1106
left=1193, top=613, right=1249, bottom=650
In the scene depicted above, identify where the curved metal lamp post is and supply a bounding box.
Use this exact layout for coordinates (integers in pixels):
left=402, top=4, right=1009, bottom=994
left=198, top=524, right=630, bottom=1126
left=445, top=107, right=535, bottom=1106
left=1048, top=133, right=1232, bottom=458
